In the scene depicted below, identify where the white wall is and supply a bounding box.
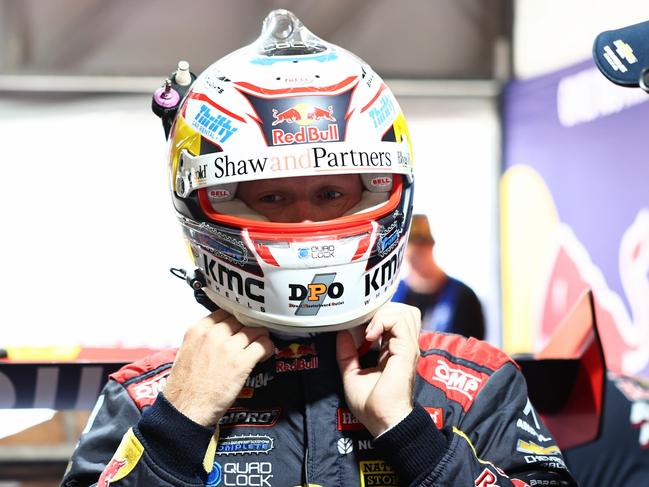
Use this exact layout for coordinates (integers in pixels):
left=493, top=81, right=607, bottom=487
left=515, top=0, right=649, bottom=78
left=0, top=94, right=500, bottom=347
left=402, top=97, right=501, bottom=344
left=0, top=95, right=204, bottom=348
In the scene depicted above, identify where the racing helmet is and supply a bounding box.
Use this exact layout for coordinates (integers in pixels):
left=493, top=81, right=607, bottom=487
left=163, top=9, right=414, bottom=333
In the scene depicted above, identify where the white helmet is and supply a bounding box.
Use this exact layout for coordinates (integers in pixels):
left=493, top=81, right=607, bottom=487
left=161, top=10, right=414, bottom=333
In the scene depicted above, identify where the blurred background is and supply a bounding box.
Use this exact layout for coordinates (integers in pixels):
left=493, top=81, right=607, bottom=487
left=1, top=0, right=649, bottom=484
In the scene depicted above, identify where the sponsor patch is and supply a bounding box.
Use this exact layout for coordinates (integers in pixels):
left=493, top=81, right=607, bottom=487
left=421, top=357, right=488, bottom=411
left=218, top=461, right=273, bottom=486
left=206, top=461, right=223, bottom=486
left=337, top=437, right=354, bottom=455
left=98, top=428, right=143, bottom=486
left=515, top=419, right=552, bottom=443
left=288, top=273, right=345, bottom=317
left=474, top=467, right=500, bottom=487
left=275, top=343, right=319, bottom=373
left=125, top=369, right=170, bottom=409
left=337, top=407, right=365, bottom=431
left=219, top=407, right=281, bottom=428
left=216, top=435, right=274, bottom=456
left=238, top=372, right=274, bottom=399
left=191, top=104, right=238, bottom=144
left=516, top=439, right=560, bottom=456
left=424, top=407, right=444, bottom=429
left=357, top=439, right=374, bottom=451
left=359, top=460, right=399, bottom=486
left=523, top=454, right=566, bottom=470
left=242, top=90, right=353, bottom=147
left=376, top=222, right=401, bottom=257
left=368, top=94, right=396, bottom=131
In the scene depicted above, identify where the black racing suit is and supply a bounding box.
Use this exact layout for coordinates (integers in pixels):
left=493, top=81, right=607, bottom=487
left=61, top=332, right=576, bottom=486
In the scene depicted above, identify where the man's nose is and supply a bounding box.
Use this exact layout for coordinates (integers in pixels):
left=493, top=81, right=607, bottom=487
left=288, top=200, right=320, bottom=223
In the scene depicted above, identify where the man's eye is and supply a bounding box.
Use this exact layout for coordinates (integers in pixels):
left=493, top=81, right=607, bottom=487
left=259, top=194, right=284, bottom=203
left=322, top=190, right=342, bottom=200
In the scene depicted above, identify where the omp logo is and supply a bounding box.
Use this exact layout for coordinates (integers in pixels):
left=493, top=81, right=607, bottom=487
left=125, top=369, right=171, bottom=409
left=516, top=440, right=560, bottom=456
left=432, top=360, right=482, bottom=400
left=131, top=374, right=168, bottom=401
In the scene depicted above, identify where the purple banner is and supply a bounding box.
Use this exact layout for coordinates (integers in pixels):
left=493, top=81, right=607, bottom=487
left=502, top=59, right=649, bottom=377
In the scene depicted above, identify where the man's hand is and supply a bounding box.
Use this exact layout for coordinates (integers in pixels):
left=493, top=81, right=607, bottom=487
left=336, top=302, right=421, bottom=437
left=163, top=309, right=274, bottom=427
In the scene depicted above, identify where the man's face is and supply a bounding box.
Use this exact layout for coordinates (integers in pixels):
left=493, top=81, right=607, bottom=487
left=238, top=174, right=364, bottom=223
left=406, top=241, right=434, bottom=268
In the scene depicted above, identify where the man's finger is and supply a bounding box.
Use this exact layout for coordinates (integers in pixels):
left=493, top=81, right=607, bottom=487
left=230, top=326, right=270, bottom=350
left=336, top=330, right=362, bottom=377
left=243, top=336, right=275, bottom=363
left=201, top=309, right=231, bottom=326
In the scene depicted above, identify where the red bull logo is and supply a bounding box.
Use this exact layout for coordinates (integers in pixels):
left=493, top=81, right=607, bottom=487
left=272, top=104, right=335, bottom=125
left=271, top=103, right=340, bottom=145
left=275, top=343, right=318, bottom=359
left=98, top=458, right=127, bottom=487
left=275, top=343, right=319, bottom=373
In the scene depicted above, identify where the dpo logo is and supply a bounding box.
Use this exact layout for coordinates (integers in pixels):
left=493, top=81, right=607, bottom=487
left=288, top=272, right=344, bottom=317
left=289, top=282, right=344, bottom=302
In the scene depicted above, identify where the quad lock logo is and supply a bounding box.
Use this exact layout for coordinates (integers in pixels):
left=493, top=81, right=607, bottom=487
left=242, top=91, right=353, bottom=147
left=297, top=244, right=335, bottom=260
left=288, top=272, right=344, bottom=316
left=208, top=461, right=273, bottom=487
